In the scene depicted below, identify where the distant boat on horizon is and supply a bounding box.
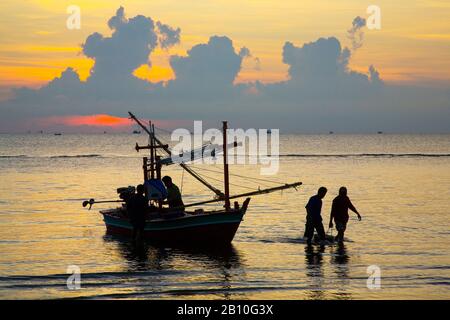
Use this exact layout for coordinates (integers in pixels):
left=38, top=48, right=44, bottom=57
left=329, top=131, right=334, bottom=134
left=132, top=130, right=141, bottom=134
left=377, top=131, right=383, bottom=134
left=54, top=133, right=62, bottom=136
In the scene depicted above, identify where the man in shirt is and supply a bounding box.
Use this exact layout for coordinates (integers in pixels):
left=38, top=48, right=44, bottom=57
left=162, top=176, right=185, bottom=212
left=304, top=187, right=328, bottom=245
left=329, top=186, right=362, bottom=243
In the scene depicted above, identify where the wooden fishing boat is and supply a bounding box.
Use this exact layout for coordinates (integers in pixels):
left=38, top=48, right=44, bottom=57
left=99, top=203, right=248, bottom=245
left=83, top=112, right=302, bottom=246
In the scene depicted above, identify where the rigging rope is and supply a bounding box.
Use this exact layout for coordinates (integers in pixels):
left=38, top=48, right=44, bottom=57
left=152, top=124, right=289, bottom=192
left=180, top=167, right=185, bottom=195
left=190, top=164, right=286, bottom=186
left=154, top=126, right=173, bottom=135
left=193, top=170, right=256, bottom=191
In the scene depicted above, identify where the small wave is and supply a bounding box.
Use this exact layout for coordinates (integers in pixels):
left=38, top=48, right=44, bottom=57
left=0, top=270, right=184, bottom=283
left=50, top=154, right=102, bottom=159
left=0, top=154, right=103, bottom=159
left=0, top=155, right=27, bottom=159
left=67, top=284, right=301, bottom=299
left=280, top=153, right=450, bottom=158
left=429, top=281, right=450, bottom=286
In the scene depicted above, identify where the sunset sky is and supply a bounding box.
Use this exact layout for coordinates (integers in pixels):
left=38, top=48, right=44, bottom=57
left=0, top=0, right=449, bottom=132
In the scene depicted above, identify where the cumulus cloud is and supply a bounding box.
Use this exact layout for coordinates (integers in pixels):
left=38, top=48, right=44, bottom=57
left=168, top=36, right=244, bottom=95
left=239, top=47, right=261, bottom=70
left=368, top=65, right=383, bottom=85
left=277, top=36, right=377, bottom=102
left=348, top=16, right=367, bottom=50
left=83, top=6, right=158, bottom=85
left=156, top=21, right=181, bottom=49
left=42, top=67, right=83, bottom=95
left=239, top=47, right=251, bottom=58
left=283, top=37, right=345, bottom=81
left=338, top=47, right=351, bottom=71
left=0, top=7, right=449, bottom=133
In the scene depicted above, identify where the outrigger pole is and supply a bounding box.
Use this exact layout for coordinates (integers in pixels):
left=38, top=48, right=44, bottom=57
left=128, top=112, right=224, bottom=198
left=179, top=181, right=303, bottom=210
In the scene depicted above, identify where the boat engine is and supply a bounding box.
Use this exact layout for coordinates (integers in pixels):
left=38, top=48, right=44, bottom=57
left=117, top=186, right=135, bottom=201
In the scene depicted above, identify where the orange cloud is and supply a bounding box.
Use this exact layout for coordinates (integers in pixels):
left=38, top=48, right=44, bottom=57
left=65, top=114, right=131, bottom=127
left=43, top=114, right=132, bottom=127
left=35, top=114, right=191, bottom=131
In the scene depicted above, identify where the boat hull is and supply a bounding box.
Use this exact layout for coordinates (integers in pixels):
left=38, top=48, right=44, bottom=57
left=100, top=205, right=248, bottom=246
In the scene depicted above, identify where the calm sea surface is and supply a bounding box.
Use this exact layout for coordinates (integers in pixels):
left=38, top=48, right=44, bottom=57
left=0, top=133, right=449, bottom=299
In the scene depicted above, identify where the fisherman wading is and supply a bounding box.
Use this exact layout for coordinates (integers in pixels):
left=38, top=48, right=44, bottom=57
left=304, top=187, right=327, bottom=245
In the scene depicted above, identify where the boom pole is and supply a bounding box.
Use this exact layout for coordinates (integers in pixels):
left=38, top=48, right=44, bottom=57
left=181, top=182, right=302, bottom=209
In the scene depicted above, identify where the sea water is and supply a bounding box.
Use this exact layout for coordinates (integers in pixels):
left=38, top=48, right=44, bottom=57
left=0, top=133, right=449, bottom=299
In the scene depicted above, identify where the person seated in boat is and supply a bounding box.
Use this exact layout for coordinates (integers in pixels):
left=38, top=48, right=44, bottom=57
left=329, top=187, right=362, bottom=243
left=161, top=176, right=185, bottom=212
left=127, top=184, right=148, bottom=242
left=304, top=187, right=328, bottom=245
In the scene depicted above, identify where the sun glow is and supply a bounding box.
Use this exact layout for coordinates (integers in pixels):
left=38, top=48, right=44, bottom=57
left=45, top=114, right=132, bottom=127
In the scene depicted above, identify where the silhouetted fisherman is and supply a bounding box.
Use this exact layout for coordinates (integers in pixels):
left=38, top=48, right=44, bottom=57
left=127, top=184, right=148, bottom=242
left=304, top=187, right=327, bottom=245
left=329, top=187, right=362, bottom=243
left=162, top=176, right=184, bottom=212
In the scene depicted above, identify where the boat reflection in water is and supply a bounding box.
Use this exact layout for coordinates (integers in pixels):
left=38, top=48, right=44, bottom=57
left=103, top=235, right=245, bottom=299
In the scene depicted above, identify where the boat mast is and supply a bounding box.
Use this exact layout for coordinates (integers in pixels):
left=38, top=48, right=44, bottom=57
left=149, top=121, right=154, bottom=179
left=222, top=121, right=231, bottom=211
left=135, top=121, right=165, bottom=209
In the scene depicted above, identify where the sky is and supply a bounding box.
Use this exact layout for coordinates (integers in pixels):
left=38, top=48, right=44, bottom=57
left=0, top=0, right=449, bottom=133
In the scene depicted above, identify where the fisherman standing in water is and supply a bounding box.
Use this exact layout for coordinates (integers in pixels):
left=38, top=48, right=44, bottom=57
left=304, top=187, right=328, bottom=245
left=329, top=187, right=362, bottom=243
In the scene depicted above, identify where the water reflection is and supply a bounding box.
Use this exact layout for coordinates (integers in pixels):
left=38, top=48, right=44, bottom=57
left=330, top=243, right=352, bottom=299
left=304, top=245, right=326, bottom=299
left=332, top=243, right=350, bottom=266
left=170, top=245, right=245, bottom=299
left=112, top=238, right=169, bottom=271
left=103, top=235, right=245, bottom=299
